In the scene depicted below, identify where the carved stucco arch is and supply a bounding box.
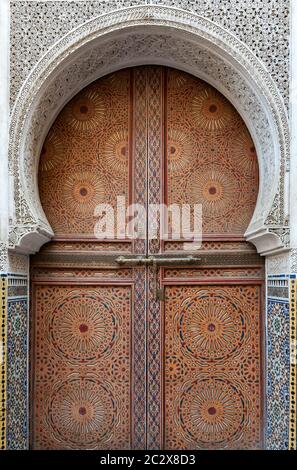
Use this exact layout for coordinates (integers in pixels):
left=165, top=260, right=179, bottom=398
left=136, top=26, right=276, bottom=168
left=8, top=5, right=289, bottom=255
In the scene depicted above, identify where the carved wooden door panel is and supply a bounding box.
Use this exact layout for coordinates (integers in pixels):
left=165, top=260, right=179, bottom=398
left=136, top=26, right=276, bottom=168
left=31, top=284, right=133, bottom=449
left=31, top=66, right=263, bottom=450
left=163, top=282, right=263, bottom=449
left=142, top=67, right=263, bottom=450
left=31, top=68, right=148, bottom=450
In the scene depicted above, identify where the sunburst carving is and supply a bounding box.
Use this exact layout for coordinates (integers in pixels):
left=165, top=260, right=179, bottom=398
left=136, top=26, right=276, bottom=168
left=38, top=73, right=130, bottom=235
left=178, top=378, right=246, bottom=445
left=178, top=290, right=245, bottom=361
left=65, top=89, right=105, bottom=133
left=232, top=129, right=259, bottom=175
left=48, top=377, right=116, bottom=448
left=62, top=170, right=105, bottom=216
left=50, top=294, right=119, bottom=362
left=39, top=131, right=64, bottom=172
left=167, top=129, right=194, bottom=174
left=192, top=88, right=234, bottom=131
left=103, top=129, right=129, bottom=175
left=190, top=165, right=240, bottom=217
left=33, top=285, right=131, bottom=449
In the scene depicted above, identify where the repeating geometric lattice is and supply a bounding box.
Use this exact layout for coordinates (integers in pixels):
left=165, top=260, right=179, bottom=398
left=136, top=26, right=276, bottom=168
left=164, top=285, right=262, bottom=449
left=166, top=69, right=259, bottom=236
left=32, top=286, right=132, bottom=449
left=39, top=69, right=130, bottom=236
left=34, top=66, right=262, bottom=451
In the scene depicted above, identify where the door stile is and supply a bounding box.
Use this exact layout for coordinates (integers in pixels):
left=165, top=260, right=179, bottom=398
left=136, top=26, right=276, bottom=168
left=131, top=67, right=149, bottom=449
left=146, top=66, right=165, bottom=450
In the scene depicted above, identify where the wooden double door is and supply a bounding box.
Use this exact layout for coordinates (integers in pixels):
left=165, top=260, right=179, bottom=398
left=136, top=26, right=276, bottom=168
left=31, top=66, right=264, bottom=449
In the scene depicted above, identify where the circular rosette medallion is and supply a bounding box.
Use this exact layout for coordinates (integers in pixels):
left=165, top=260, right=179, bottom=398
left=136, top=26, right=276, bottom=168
left=167, top=129, right=194, bottom=174
left=62, top=169, right=105, bottom=217
left=50, top=293, right=119, bottom=362
left=103, top=129, right=129, bottom=176
left=64, top=89, right=105, bottom=133
left=178, top=290, right=246, bottom=361
left=189, top=164, right=242, bottom=219
left=48, top=377, right=117, bottom=448
left=192, top=87, right=235, bottom=131
left=177, top=378, right=246, bottom=447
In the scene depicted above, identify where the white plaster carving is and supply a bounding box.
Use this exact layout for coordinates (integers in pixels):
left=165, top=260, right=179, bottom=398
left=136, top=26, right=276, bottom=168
left=0, top=243, right=8, bottom=273
left=8, top=5, right=289, bottom=254
left=266, top=251, right=290, bottom=276
left=10, top=1, right=289, bottom=108
left=0, top=0, right=9, bottom=272
left=291, top=0, right=297, bottom=254
left=7, top=252, right=29, bottom=276
left=290, top=249, right=297, bottom=274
